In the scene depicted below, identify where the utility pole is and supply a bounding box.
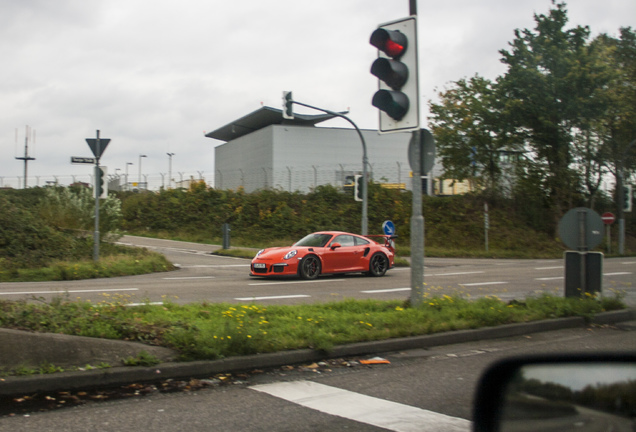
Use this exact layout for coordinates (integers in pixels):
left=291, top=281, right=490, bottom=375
left=15, top=126, right=36, bottom=189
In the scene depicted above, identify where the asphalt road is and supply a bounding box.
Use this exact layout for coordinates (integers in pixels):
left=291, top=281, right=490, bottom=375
left=1, top=320, right=634, bottom=431
left=1, top=235, right=634, bottom=307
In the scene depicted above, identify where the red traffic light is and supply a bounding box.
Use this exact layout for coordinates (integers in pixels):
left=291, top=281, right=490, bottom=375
left=370, top=28, right=407, bottom=58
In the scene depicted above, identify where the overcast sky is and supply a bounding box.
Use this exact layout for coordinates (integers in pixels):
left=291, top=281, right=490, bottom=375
left=1, top=0, right=634, bottom=189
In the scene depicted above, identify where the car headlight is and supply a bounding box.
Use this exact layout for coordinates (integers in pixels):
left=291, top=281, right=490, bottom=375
left=284, top=250, right=297, bottom=260
left=255, top=249, right=265, bottom=258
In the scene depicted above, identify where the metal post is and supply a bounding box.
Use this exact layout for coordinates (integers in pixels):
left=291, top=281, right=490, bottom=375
left=410, top=129, right=425, bottom=306
left=93, top=130, right=101, bottom=262
left=167, top=153, right=174, bottom=189
left=618, top=139, right=636, bottom=255
left=289, top=99, right=369, bottom=234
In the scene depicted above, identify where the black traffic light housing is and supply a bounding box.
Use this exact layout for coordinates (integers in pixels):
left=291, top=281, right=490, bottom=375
left=370, top=17, right=419, bottom=133
left=282, top=91, right=294, bottom=119
left=624, top=184, right=633, bottom=213
left=95, top=166, right=107, bottom=199
left=354, top=175, right=364, bottom=202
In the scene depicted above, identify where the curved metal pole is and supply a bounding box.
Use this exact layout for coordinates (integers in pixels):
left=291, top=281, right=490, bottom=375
left=291, top=100, right=369, bottom=234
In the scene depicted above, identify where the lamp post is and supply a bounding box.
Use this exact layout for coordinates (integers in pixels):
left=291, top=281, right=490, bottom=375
left=167, top=153, right=174, bottom=189
left=125, top=162, right=133, bottom=191
left=138, top=154, right=147, bottom=189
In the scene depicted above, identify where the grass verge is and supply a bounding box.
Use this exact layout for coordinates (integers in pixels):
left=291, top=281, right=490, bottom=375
left=0, top=246, right=174, bottom=282
left=0, top=291, right=626, bottom=365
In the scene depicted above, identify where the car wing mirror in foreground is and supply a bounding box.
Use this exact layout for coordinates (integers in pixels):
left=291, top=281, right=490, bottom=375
left=473, top=353, right=636, bottom=432
left=330, top=243, right=341, bottom=250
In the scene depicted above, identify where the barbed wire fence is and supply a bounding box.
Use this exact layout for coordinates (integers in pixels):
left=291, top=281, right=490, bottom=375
left=1, top=162, right=432, bottom=193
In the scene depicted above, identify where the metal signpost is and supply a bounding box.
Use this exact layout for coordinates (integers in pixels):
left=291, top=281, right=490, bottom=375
left=85, top=130, right=111, bottom=261
left=558, top=207, right=604, bottom=297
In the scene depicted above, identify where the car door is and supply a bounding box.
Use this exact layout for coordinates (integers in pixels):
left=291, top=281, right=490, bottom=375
left=323, top=234, right=365, bottom=272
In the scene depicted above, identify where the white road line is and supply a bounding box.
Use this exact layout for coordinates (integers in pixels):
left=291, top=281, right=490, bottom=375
left=430, top=271, right=484, bottom=277
left=621, top=261, right=636, bottom=265
left=459, top=281, right=508, bottom=287
left=162, top=276, right=216, bottom=280
left=0, top=288, right=139, bottom=296
left=235, top=295, right=311, bottom=301
left=604, top=272, right=632, bottom=276
left=535, top=266, right=563, bottom=270
left=535, top=276, right=564, bottom=281
left=248, top=279, right=345, bottom=286
left=361, top=288, right=411, bottom=293
left=251, top=381, right=470, bottom=432
left=180, top=264, right=249, bottom=268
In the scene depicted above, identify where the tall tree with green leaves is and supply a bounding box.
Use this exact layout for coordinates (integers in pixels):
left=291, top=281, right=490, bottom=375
left=497, top=2, right=604, bottom=227
left=429, top=75, right=516, bottom=196
left=592, top=28, right=636, bottom=222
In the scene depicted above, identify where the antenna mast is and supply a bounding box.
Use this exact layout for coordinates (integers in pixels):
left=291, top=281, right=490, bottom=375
left=15, top=125, right=36, bottom=188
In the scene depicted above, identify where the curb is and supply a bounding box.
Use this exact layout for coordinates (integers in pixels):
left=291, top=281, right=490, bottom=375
left=2, top=309, right=635, bottom=397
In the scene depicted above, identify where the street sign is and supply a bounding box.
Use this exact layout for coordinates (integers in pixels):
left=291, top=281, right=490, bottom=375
left=71, top=156, right=96, bottom=164
left=601, top=212, right=615, bottom=225
left=558, top=207, right=604, bottom=251
left=408, top=129, right=436, bottom=174
left=382, top=220, right=396, bottom=236
left=86, top=137, right=111, bottom=159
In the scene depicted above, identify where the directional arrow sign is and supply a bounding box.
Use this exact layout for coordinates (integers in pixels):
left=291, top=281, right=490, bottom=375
left=86, top=138, right=111, bottom=159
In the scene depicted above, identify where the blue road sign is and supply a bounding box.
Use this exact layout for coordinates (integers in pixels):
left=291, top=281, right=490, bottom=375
left=382, top=220, right=396, bottom=236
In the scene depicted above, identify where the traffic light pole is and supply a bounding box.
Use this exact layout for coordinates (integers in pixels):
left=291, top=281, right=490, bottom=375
left=410, top=129, right=425, bottom=306
left=93, top=131, right=102, bottom=262
left=618, top=138, right=636, bottom=255
left=287, top=99, right=370, bottom=235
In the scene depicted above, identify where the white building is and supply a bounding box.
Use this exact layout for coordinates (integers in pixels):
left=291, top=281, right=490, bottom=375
left=206, top=106, right=440, bottom=193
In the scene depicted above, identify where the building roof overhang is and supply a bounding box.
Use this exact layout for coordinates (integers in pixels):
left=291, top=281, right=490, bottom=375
left=205, top=106, right=346, bottom=142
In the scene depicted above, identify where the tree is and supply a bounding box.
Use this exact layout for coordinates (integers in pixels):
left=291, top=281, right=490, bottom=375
left=429, top=75, right=518, bottom=196
left=592, top=28, right=636, bottom=222
left=497, top=2, right=603, bottom=228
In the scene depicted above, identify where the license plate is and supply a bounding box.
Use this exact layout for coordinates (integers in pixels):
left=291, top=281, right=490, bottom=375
left=253, top=263, right=266, bottom=269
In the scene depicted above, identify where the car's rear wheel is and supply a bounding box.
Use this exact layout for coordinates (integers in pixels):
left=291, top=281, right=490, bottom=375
left=299, top=255, right=321, bottom=280
left=368, top=253, right=389, bottom=277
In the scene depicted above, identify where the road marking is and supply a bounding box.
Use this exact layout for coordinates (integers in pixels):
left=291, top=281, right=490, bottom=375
left=459, top=281, right=508, bottom=287
left=621, top=261, right=636, bottom=265
left=361, top=288, right=411, bottom=293
left=180, top=264, right=249, bottom=268
left=535, top=276, right=564, bottom=281
left=535, top=266, right=563, bottom=270
left=0, top=288, right=139, bottom=296
left=604, top=272, right=632, bottom=276
left=162, top=276, right=216, bottom=280
left=430, top=271, right=484, bottom=277
left=248, top=279, right=345, bottom=286
left=251, top=381, right=470, bottom=432
left=235, top=295, right=311, bottom=301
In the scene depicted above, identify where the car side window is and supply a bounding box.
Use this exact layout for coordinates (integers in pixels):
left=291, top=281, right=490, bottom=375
left=332, top=235, right=355, bottom=247
left=354, top=237, right=370, bottom=246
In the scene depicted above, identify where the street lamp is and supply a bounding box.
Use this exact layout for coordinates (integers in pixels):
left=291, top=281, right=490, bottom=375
left=167, top=152, right=175, bottom=189
left=125, top=162, right=133, bottom=191
left=138, top=154, right=147, bottom=189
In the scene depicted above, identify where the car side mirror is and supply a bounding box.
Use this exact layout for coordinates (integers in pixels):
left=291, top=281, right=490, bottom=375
left=473, top=353, right=636, bottom=432
left=330, top=242, right=341, bottom=250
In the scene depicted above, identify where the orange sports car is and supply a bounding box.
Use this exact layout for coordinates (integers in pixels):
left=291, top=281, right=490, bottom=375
left=250, top=231, right=396, bottom=279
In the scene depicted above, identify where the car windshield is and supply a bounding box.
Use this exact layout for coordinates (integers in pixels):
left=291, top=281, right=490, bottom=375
left=294, top=233, right=333, bottom=247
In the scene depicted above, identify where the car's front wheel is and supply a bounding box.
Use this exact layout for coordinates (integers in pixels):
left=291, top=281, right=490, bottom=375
left=299, top=255, right=321, bottom=280
left=368, top=253, right=389, bottom=277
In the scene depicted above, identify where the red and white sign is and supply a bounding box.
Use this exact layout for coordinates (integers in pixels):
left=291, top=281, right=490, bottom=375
left=601, top=212, right=615, bottom=225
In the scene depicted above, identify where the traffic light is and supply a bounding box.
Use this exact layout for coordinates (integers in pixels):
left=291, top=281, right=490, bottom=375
left=354, top=175, right=364, bottom=202
left=370, top=16, right=419, bottom=133
left=95, top=166, right=108, bottom=199
left=282, top=91, right=294, bottom=119
left=624, top=184, right=633, bottom=213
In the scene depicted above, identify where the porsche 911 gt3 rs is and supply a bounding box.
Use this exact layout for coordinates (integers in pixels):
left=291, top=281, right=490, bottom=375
left=250, top=231, right=396, bottom=279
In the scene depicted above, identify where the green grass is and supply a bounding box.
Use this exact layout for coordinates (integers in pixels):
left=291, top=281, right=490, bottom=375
left=0, top=246, right=174, bottom=282
left=0, top=291, right=626, bottom=364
